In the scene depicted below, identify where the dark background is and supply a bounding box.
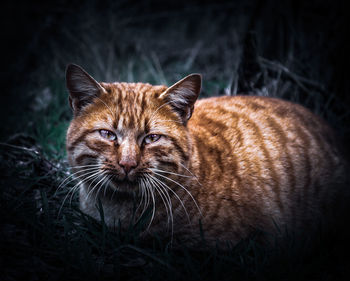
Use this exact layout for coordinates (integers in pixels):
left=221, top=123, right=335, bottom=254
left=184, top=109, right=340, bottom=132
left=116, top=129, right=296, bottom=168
left=1, top=0, right=350, bottom=280
left=1, top=0, right=349, bottom=133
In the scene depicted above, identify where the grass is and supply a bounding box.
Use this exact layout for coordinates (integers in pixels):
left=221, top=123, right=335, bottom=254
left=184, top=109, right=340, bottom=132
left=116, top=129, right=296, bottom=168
left=1, top=1, right=350, bottom=280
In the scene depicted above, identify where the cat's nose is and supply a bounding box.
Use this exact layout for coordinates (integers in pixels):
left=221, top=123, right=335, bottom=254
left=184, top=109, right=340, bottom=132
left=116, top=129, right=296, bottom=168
left=119, top=158, right=137, bottom=174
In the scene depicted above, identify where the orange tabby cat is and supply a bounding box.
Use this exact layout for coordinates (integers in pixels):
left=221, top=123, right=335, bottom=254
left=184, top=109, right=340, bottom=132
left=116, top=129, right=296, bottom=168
left=65, top=63, right=348, bottom=246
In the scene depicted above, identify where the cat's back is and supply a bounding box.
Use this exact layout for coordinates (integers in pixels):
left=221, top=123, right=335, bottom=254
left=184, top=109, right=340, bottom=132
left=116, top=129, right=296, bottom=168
left=189, top=95, right=338, bottom=153
left=187, top=95, right=347, bottom=239
left=191, top=95, right=330, bottom=133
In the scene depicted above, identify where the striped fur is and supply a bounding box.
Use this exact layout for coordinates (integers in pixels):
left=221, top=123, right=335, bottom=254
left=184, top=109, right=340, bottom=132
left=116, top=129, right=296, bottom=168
left=65, top=64, right=348, bottom=246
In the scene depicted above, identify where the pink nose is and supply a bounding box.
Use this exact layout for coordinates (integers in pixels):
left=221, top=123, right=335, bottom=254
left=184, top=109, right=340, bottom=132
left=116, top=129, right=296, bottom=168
left=119, top=159, right=137, bottom=174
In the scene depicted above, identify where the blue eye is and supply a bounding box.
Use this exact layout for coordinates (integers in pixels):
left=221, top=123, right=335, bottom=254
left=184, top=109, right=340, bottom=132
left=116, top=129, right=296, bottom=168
left=99, top=129, right=116, bottom=141
left=144, top=134, right=161, bottom=144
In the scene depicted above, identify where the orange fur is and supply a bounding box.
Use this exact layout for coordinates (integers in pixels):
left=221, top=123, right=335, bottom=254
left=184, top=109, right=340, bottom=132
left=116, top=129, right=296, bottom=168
left=65, top=64, right=348, bottom=246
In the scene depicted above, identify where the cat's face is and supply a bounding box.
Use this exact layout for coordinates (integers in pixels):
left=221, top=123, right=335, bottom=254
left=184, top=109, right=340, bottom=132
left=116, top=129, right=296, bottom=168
left=66, top=64, right=201, bottom=194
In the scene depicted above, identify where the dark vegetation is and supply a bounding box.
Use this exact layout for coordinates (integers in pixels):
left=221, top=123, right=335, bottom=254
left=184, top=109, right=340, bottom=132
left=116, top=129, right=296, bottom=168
left=1, top=0, right=350, bottom=280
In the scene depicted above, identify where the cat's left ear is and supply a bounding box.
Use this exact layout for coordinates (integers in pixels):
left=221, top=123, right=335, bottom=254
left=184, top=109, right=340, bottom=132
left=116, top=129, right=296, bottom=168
left=66, top=63, right=106, bottom=114
left=160, top=74, right=201, bottom=124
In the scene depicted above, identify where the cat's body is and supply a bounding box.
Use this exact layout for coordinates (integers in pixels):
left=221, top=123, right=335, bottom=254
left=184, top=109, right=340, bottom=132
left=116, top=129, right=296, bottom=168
left=66, top=64, right=348, bottom=246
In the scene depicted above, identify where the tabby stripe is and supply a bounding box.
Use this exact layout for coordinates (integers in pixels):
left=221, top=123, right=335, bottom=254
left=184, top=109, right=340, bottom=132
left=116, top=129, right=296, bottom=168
left=292, top=109, right=330, bottom=204
left=140, top=92, right=147, bottom=112
left=246, top=116, right=284, bottom=213
left=85, top=141, right=110, bottom=152
left=196, top=116, right=232, bottom=176
left=248, top=101, right=266, bottom=111
left=75, top=153, right=97, bottom=165
left=157, top=160, right=178, bottom=170
left=193, top=135, right=215, bottom=218
left=267, top=117, right=297, bottom=225
left=70, top=130, right=94, bottom=148
left=266, top=117, right=296, bottom=197
left=128, top=109, right=135, bottom=129
left=167, top=136, right=188, bottom=161
left=197, top=116, right=229, bottom=134
left=293, top=125, right=312, bottom=227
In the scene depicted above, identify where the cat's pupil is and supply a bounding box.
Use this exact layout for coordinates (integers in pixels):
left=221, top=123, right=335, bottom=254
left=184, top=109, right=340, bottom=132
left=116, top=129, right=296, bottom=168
left=144, top=134, right=160, bottom=144
left=99, top=129, right=116, bottom=141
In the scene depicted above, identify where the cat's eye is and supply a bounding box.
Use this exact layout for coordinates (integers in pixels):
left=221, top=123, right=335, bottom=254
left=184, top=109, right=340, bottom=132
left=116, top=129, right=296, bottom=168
left=99, top=129, right=116, bottom=141
left=144, top=134, right=161, bottom=144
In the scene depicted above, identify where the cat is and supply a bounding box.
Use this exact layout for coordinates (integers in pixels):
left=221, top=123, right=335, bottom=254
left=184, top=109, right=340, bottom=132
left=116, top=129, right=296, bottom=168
left=65, top=63, right=348, bottom=247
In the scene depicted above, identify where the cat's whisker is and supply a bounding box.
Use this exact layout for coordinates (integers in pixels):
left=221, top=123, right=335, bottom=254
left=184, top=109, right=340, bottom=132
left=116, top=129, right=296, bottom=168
left=144, top=179, right=151, bottom=220
left=57, top=169, right=101, bottom=205
left=87, top=174, right=105, bottom=202
left=148, top=180, right=156, bottom=231
left=86, top=170, right=104, bottom=199
left=135, top=177, right=147, bottom=216
left=103, top=174, right=113, bottom=197
left=86, top=171, right=108, bottom=201
left=148, top=173, right=191, bottom=225
left=137, top=177, right=149, bottom=224
left=178, top=163, right=202, bottom=186
left=103, top=174, right=112, bottom=197
left=68, top=164, right=101, bottom=169
left=146, top=175, right=174, bottom=238
left=110, top=175, right=120, bottom=200
left=152, top=171, right=202, bottom=217
left=150, top=179, right=171, bottom=233
left=135, top=179, right=143, bottom=214
left=147, top=175, right=173, bottom=228
left=56, top=166, right=100, bottom=195
left=94, top=174, right=110, bottom=203
left=149, top=168, right=193, bottom=178
left=139, top=178, right=151, bottom=221
left=58, top=169, right=102, bottom=217
left=138, top=176, right=156, bottom=231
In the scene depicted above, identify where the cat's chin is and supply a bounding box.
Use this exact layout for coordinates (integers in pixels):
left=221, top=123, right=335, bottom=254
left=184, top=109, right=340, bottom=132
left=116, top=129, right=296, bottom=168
left=109, top=179, right=139, bottom=193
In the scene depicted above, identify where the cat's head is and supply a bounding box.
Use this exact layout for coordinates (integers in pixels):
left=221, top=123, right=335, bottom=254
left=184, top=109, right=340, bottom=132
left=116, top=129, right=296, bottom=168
left=65, top=64, right=201, bottom=194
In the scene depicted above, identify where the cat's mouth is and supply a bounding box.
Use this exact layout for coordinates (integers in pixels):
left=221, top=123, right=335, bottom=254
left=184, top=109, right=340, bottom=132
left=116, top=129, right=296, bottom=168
left=109, top=178, right=139, bottom=193
left=101, top=166, right=143, bottom=193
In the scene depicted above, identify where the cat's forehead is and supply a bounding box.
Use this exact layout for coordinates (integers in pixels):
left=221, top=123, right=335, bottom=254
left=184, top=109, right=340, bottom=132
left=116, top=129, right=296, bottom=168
left=101, top=82, right=167, bottom=97
left=92, top=82, right=171, bottom=131
left=100, top=82, right=166, bottom=108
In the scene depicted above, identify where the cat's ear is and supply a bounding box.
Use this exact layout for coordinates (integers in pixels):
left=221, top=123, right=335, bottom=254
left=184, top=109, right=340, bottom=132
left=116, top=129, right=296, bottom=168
left=66, top=64, right=105, bottom=113
left=160, top=74, right=201, bottom=123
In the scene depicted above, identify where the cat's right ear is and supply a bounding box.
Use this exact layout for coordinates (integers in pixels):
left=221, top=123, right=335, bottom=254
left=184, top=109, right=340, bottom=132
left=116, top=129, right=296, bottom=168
left=66, top=64, right=105, bottom=114
left=160, top=74, right=202, bottom=124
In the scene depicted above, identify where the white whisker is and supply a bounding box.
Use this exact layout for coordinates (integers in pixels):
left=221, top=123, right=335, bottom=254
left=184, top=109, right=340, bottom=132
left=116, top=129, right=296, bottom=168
left=103, top=174, right=112, bottom=197
left=150, top=168, right=193, bottom=178
left=145, top=178, right=156, bottom=230
left=148, top=173, right=192, bottom=224
left=137, top=177, right=151, bottom=225
left=86, top=171, right=108, bottom=201
left=135, top=177, right=146, bottom=215
left=58, top=169, right=102, bottom=217
left=147, top=175, right=174, bottom=239
left=178, top=162, right=202, bottom=186
left=152, top=171, right=202, bottom=217
left=56, top=166, right=100, bottom=194
left=68, top=164, right=101, bottom=169
left=94, top=174, right=110, bottom=202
